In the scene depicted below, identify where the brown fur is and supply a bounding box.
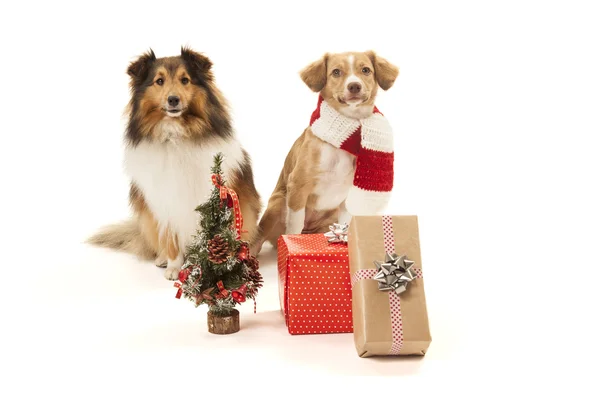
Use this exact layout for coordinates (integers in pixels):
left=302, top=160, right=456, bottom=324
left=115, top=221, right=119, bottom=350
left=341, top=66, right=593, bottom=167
left=254, top=127, right=339, bottom=251
left=254, top=50, right=398, bottom=254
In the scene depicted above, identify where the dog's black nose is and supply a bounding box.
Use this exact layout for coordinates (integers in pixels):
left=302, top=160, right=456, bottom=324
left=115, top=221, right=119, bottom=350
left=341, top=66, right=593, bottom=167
left=168, top=96, right=180, bottom=107
left=348, top=82, right=362, bottom=94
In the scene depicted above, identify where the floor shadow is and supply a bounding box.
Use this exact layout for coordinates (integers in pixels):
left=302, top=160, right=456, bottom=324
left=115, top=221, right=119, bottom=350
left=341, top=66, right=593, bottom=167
left=102, top=306, right=428, bottom=376
left=268, top=332, right=427, bottom=376
left=239, top=310, right=284, bottom=330
left=236, top=310, right=428, bottom=376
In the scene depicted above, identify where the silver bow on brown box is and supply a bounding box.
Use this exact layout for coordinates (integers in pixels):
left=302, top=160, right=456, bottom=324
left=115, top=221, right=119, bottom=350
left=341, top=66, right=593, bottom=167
left=324, top=223, right=349, bottom=243
left=373, top=253, right=417, bottom=295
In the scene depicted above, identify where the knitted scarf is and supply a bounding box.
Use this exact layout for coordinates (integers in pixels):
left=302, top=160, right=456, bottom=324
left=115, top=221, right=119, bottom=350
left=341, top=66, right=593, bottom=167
left=309, top=95, right=394, bottom=216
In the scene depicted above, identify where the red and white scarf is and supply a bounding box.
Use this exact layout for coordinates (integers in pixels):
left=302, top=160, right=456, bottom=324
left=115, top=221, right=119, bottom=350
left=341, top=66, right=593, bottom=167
left=309, top=96, right=394, bottom=216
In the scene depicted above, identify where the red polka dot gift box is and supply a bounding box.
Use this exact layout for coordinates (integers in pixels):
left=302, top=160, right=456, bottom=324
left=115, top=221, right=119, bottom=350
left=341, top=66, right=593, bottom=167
left=348, top=215, right=432, bottom=358
left=277, top=233, right=353, bottom=335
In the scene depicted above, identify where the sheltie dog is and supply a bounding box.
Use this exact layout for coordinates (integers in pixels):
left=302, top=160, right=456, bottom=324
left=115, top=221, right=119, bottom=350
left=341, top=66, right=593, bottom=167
left=88, top=47, right=262, bottom=280
left=254, top=51, right=399, bottom=254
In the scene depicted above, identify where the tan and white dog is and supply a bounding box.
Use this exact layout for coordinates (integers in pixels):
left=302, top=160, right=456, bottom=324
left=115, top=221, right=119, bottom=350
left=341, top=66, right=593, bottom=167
left=254, top=50, right=399, bottom=254
left=88, top=47, right=262, bottom=280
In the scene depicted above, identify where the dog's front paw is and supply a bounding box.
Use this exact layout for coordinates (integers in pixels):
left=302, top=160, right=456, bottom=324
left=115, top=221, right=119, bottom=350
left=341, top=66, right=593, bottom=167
left=164, top=253, right=184, bottom=280
left=285, top=208, right=306, bottom=235
left=164, top=266, right=180, bottom=281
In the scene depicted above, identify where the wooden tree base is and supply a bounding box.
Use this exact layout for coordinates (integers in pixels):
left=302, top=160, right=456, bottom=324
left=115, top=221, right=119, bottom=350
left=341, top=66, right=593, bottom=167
left=207, top=309, right=240, bottom=334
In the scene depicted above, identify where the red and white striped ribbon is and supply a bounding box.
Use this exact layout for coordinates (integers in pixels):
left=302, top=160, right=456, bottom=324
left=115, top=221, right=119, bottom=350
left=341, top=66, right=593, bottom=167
left=211, top=174, right=244, bottom=240
left=350, top=215, right=422, bottom=355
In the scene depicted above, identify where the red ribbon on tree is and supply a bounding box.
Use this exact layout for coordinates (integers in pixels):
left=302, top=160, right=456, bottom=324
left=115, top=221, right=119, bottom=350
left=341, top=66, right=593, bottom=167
left=173, top=269, right=191, bottom=299
left=211, top=174, right=245, bottom=240
left=174, top=282, right=183, bottom=299
left=215, top=280, right=229, bottom=299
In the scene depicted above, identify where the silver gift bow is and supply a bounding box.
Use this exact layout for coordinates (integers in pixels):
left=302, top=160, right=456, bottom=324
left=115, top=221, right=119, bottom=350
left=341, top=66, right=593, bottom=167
left=373, top=253, right=417, bottom=295
left=324, top=223, right=349, bottom=243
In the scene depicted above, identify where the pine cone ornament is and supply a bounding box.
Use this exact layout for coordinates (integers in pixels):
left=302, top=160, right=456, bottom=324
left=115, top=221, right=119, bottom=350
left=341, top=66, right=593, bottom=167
left=244, top=256, right=263, bottom=292
left=245, top=255, right=259, bottom=271
left=208, top=235, right=229, bottom=264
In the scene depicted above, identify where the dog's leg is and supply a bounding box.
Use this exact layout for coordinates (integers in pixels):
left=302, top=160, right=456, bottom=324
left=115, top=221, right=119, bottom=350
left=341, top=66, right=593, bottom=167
left=165, top=253, right=184, bottom=280
left=266, top=216, right=286, bottom=249
left=285, top=181, right=311, bottom=235
left=256, top=193, right=286, bottom=253
left=161, top=227, right=183, bottom=280
left=130, top=185, right=162, bottom=260
left=138, top=207, right=170, bottom=268
left=286, top=206, right=305, bottom=234
left=154, top=250, right=168, bottom=268
left=240, top=197, right=261, bottom=256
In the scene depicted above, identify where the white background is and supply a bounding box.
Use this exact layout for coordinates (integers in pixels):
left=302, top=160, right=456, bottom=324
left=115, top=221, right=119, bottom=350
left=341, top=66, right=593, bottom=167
left=1, top=0, right=599, bottom=397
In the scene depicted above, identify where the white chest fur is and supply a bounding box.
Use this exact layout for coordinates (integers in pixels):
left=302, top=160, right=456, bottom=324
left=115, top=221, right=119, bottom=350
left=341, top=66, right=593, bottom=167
left=123, top=138, right=244, bottom=250
left=312, top=142, right=356, bottom=211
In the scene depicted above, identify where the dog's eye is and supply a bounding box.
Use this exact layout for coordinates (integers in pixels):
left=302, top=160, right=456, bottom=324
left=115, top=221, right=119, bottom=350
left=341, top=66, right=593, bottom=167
left=332, top=69, right=341, bottom=77
left=156, top=78, right=164, bottom=86
left=181, top=77, right=190, bottom=85
left=362, top=67, right=371, bottom=74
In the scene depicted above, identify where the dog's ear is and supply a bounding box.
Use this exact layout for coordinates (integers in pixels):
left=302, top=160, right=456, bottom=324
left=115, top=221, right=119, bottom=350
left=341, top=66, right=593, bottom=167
left=366, top=51, right=399, bottom=91
left=181, top=46, right=213, bottom=78
left=127, top=49, right=156, bottom=83
left=300, top=53, right=329, bottom=92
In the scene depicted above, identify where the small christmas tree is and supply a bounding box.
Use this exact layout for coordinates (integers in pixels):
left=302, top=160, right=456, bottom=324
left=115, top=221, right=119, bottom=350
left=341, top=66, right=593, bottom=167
left=174, top=152, right=263, bottom=334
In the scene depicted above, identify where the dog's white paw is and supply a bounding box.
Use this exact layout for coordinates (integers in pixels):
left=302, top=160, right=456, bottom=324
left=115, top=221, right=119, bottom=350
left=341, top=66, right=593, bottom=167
left=164, top=253, right=184, bottom=281
left=164, top=266, right=180, bottom=281
left=285, top=208, right=306, bottom=235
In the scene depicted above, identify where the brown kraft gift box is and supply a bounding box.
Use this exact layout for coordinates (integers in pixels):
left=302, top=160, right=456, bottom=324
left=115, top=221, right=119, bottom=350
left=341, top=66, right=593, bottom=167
left=348, top=215, right=431, bottom=358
